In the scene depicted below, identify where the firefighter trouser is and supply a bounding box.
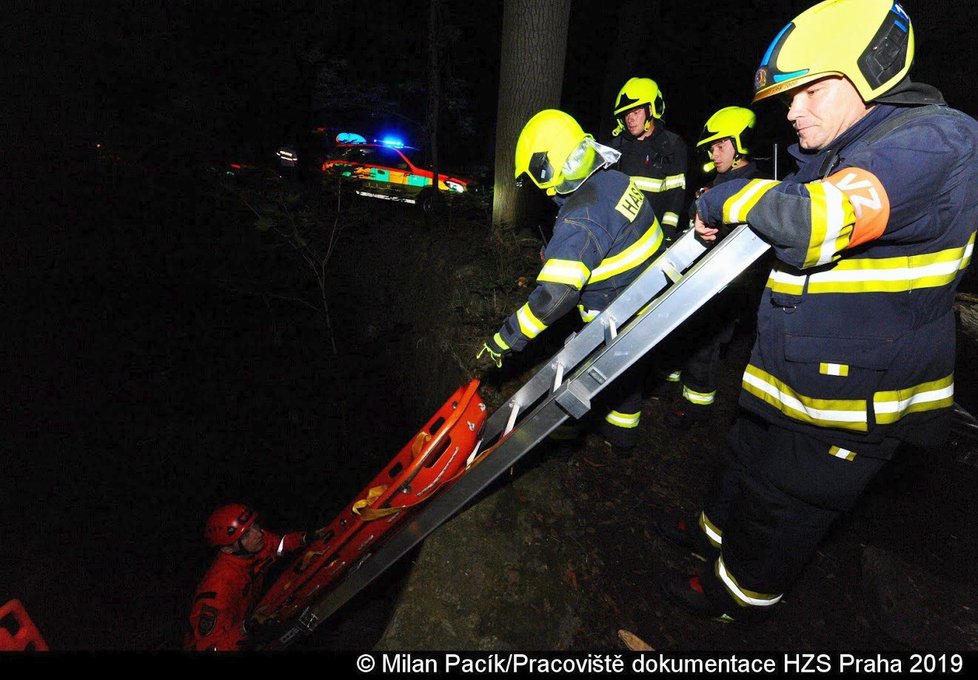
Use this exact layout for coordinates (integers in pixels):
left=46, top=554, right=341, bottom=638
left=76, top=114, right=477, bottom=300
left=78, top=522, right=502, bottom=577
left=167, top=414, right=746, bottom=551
left=598, top=358, right=648, bottom=449
left=678, top=286, right=741, bottom=408
left=698, top=414, right=892, bottom=617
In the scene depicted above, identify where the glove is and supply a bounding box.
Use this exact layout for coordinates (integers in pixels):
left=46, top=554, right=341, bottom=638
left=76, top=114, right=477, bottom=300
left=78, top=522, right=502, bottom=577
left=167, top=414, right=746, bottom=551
left=476, top=335, right=510, bottom=368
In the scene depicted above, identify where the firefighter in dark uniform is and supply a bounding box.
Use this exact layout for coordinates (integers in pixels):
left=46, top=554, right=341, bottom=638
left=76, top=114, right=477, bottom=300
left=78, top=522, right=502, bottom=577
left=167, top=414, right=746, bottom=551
left=610, top=77, right=688, bottom=241
left=186, top=504, right=309, bottom=650
left=665, top=106, right=763, bottom=429
left=658, top=0, right=978, bottom=621
left=478, top=109, right=667, bottom=452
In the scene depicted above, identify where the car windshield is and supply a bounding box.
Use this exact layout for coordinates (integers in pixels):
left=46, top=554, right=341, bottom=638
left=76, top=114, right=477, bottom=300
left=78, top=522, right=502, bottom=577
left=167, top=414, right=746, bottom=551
left=326, top=144, right=419, bottom=170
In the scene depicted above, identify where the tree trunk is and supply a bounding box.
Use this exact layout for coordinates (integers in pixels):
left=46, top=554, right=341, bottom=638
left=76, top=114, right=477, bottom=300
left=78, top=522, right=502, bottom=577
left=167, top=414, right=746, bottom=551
left=491, top=0, right=571, bottom=232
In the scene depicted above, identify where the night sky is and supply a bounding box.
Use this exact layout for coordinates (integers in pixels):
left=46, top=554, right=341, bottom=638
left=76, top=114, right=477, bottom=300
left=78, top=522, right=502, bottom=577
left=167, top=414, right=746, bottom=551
left=4, top=0, right=978, bottom=652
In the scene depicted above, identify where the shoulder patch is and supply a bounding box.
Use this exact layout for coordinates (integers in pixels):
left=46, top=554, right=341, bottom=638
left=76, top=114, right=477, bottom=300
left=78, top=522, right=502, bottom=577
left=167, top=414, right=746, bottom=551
left=197, top=604, right=219, bottom=637
left=823, top=168, right=890, bottom=247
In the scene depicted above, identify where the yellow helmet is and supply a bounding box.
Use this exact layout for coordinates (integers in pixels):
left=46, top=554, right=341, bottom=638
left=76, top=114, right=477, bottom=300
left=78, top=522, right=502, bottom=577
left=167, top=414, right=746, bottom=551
left=753, top=0, right=914, bottom=104
left=612, top=77, right=665, bottom=136
left=514, top=109, right=592, bottom=193
left=697, top=106, right=756, bottom=156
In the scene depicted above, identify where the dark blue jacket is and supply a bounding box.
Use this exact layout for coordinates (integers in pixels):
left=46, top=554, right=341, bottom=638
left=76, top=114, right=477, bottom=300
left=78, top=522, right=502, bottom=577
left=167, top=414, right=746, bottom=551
left=696, top=100, right=978, bottom=455
left=493, top=169, right=665, bottom=353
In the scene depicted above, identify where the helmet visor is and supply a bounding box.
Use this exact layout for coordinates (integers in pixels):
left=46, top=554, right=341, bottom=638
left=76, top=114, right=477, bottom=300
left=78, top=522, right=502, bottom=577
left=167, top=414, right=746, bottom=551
left=552, top=138, right=621, bottom=194
left=525, top=151, right=556, bottom=187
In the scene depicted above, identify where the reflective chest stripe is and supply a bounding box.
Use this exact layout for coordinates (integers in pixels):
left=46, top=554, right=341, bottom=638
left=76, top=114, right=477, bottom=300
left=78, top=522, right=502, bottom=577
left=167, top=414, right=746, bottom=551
left=631, top=173, right=685, bottom=193
left=742, top=365, right=869, bottom=431
left=590, top=220, right=663, bottom=283
left=743, top=365, right=956, bottom=430
left=767, top=235, right=975, bottom=294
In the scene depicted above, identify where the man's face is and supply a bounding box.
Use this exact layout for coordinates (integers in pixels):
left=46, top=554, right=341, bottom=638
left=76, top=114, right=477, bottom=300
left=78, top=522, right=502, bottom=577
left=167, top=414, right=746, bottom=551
left=238, top=524, right=265, bottom=554
left=708, top=138, right=737, bottom=174
left=784, top=75, right=870, bottom=150
left=624, top=106, right=651, bottom=137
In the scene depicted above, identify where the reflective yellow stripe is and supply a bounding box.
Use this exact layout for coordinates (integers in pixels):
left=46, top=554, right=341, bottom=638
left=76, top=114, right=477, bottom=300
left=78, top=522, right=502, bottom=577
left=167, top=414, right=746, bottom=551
left=742, top=364, right=868, bottom=431
left=766, top=268, right=804, bottom=295
left=768, top=237, right=976, bottom=295
left=516, top=303, right=547, bottom=339
left=874, top=374, right=954, bottom=424
left=819, top=362, right=849, bottom=377
left=716, top=556, right=783, bottom=608
left=666, top=371, right=681, bottom=382
left=590, top=220, right=664, bottom=283
left=828, top=445, right=856, bottom=461
left=538, top=258, right=590, bottom=288
left=699, top=512, right=723, bottom=548
left=604, top=410, right=640, bottom=428
left=723, top=179, right=778, bottom=223
left=661, top=211, right=679, bottom=228
left=806, top=181, right=854, bottom=268
left=492, top=333, right=510, bottom=351
left=682, top=385, right=715, bottom=405
left=632, top=173, right=685, bottom=193
left=577, top=304, right=600, bottom=322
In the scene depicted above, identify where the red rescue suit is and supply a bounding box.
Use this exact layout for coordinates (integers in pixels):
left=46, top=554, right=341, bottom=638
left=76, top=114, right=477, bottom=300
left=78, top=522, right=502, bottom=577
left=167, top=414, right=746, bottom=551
left=186, top=530, right=306, bottom=650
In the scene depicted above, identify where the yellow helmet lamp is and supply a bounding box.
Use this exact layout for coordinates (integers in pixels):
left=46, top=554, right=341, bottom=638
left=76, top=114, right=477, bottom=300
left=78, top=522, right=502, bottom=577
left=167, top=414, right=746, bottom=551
left=753, top=0, right=914, bottom=104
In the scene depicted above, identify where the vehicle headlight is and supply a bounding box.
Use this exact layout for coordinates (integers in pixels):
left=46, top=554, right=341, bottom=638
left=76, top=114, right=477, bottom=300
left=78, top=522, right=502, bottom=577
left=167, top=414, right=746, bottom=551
left=445, top=180, right=465, bottom=193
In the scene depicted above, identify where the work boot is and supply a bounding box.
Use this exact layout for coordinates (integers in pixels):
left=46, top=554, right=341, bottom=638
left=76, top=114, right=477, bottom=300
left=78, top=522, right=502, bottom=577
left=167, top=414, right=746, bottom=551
left=597, top=421, right=638, bottom=457
left=653, top=511, right=713, bottom=560
left=659, top=570, right=735, bottom=623
left=664, top=400, right=713, bottom=430
left=547, top=424, right=584, bottom=460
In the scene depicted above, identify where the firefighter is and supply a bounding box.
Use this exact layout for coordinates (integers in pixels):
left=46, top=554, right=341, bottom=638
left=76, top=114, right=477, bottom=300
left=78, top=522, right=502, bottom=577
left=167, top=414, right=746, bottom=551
left=609, top=77, right=688, bottom=240
left=186, top=503, right=309, bottom=650
left=658, top=0, right=978, bottom=622
left=477, top=109, right=667, bottom=452
left=664, top=106, right=763, bottom=430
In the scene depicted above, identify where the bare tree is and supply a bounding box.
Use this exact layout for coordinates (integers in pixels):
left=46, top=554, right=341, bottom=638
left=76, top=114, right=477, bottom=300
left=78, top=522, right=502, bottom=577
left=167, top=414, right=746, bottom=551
left=491, top=0, right=572, bottom=231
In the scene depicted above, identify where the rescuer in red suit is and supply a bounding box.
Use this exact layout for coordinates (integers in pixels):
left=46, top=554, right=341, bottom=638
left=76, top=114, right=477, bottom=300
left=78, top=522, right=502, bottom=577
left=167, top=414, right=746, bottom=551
left=186, top=503, right=309, bottom=651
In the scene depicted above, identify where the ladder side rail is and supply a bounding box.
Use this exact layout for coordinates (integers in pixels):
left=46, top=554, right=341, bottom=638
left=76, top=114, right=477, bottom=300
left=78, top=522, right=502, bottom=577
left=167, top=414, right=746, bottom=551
left=265, top=226, right=768, bottom=647
left=479, top=228, right=707, bottom=442
left=553, top=226, right=770, bottom=417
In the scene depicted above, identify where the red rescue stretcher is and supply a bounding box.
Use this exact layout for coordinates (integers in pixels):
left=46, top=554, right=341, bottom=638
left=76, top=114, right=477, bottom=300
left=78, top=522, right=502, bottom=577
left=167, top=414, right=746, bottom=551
left=252, top=379, right=486, bottom=627
left=0, top=599, right=49, bottom=651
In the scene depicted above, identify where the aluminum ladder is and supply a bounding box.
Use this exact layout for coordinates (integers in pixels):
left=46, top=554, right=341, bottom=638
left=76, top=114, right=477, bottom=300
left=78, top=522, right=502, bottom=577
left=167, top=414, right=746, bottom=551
left=266, top=224, right=771, bottom=647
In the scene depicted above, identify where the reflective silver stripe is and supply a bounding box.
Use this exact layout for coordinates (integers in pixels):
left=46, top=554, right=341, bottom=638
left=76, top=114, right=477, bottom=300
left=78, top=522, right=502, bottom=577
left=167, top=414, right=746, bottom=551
left=276, top=536, right=288, bottom=556
left=717, top=556, right=783, bottom=607
left=699, top=512, right=722, bottom=547
left=590, top=222, right=664, bottom=283
left=538, top=259, right=590, bottom=288
left=632, top=174, right=685, bottom=193
left=661, top=211, right=679, bottom=227
left=682, top=385, right=715, bottom=405
left=604, top=410, right=640, bottom=428
left=828, top=446, right=855, bottom=461
left=516, top=303, right=547, bottom=339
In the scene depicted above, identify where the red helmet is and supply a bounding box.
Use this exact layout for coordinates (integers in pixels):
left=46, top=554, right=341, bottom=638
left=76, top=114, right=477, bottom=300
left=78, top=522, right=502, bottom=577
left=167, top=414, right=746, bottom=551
left=204, top=503, right=258, bottom=547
